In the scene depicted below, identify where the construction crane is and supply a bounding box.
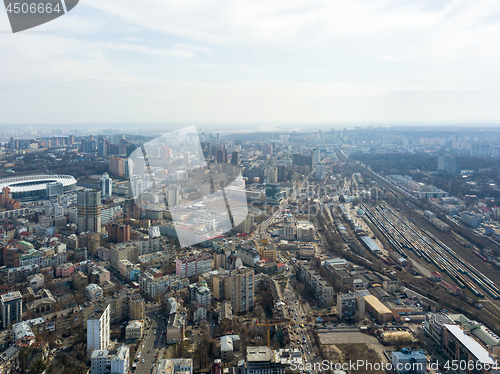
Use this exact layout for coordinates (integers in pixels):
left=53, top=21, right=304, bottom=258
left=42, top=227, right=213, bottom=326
left=255, top=319, right=293, bottom=347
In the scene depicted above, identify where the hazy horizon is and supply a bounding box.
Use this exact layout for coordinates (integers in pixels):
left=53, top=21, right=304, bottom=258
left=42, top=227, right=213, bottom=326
left=2, top=1, right=500, bottom=125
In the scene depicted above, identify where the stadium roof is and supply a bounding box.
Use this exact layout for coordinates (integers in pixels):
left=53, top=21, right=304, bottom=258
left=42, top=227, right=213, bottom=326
left=0, top=174, right=76, bottom=193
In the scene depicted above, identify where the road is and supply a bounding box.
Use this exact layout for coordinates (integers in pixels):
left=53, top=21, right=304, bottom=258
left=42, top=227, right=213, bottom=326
left=282, top=283, right=319, bottom=374
left=135, top=305, right=165, bottom=374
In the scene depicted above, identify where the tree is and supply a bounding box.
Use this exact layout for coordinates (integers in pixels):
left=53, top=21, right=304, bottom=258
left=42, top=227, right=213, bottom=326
left=31, top=360, right=47, bottom=374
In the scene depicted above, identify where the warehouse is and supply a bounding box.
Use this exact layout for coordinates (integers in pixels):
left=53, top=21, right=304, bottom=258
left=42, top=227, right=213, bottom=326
left=363, top=295, right=393, bottom=323
left=359, top=236, right=382, bottom=253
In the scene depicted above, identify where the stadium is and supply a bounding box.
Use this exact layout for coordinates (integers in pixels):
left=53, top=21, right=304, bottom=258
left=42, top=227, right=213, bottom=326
left=0, top=174, right=77, bottom=201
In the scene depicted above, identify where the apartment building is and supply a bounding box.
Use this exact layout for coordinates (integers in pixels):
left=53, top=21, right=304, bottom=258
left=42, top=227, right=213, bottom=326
left=175, top=253, right=212, bottom=279
left=231, top=266, right=254, bottom=314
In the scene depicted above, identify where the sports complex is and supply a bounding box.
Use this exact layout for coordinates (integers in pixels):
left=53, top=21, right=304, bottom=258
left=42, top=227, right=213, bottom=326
left=0, top=174, right=77, bottom=201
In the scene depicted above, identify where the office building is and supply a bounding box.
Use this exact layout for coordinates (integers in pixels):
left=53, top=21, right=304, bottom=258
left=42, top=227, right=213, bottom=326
left=1, top=291, right=22, bottom=328
left=87, top=304, right=111, bottom=352
left=391, top=348, right=427, bottom=374
left=77, top=189, right=102, bottom=233
left=100, top=173, right=112, bottom=197
left=231, top=266, right=254, bottom=314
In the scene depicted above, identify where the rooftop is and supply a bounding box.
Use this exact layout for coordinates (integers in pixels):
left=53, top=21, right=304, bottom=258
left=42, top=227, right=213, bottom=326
left=444, top=324, right=497, bottom=365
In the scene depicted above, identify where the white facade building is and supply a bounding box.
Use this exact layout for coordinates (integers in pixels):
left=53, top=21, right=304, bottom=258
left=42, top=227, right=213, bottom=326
left=87, top=304, right=111, bottom=353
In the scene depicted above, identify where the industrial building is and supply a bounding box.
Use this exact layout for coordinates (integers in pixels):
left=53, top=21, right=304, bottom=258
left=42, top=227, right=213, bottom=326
left=363, top=294, right=393, bottom=323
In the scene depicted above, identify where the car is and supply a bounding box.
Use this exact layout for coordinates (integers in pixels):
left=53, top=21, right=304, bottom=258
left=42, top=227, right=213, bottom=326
left=142, top=345, right=144, bottom=348
left=142, top=359, right=145, bottom=363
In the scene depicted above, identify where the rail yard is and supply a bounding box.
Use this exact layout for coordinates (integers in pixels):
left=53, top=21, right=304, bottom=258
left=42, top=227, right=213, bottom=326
left=362, top=203, right=500, bottom=301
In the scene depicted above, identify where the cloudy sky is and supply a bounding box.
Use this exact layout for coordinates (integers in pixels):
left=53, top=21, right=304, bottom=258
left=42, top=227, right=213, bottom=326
left=1, top=0, right=500, bottom=128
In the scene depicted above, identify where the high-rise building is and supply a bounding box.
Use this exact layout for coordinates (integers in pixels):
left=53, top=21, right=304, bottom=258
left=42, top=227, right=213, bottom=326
left=292, top=154, right=313, bottom=168
left=82, top=137, right=97, bottom=153
left=100, top=173, right=112, bottom=197
left=268, top=168, right=278, bottom=183
left=109, top=157, right=125, bottom=177
left=216, top=149, right=228, bottom=163
left=46, top=182, right=64, bottom=200
left=315, top=165, right=326, bottom=180
left=1, top=291, right=22, bottom=328
left=107, top=223, right=130, bottom=243
left=230, top=266, right=254, bottom=314
left=277, top=165, right=287, bottom=182
left=97, top=139, right=107, bottom=157
left=87, top=304, right=110, bottom=352
left=165, top=187, right=181, bottom=206
left=160, top=146, right=172, bottom=159
left=231, top=151, right=240, bottom=165
left=77, top=189, right=102, bottom=233
left=437, top=154, right=461, bottom=175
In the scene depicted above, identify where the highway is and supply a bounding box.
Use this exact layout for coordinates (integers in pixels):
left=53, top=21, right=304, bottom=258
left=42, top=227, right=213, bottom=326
left=134, top=305, right=165, bottom=374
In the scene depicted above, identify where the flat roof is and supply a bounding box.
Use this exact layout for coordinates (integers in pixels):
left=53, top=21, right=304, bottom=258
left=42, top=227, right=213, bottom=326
left=247, top=346, right=272, bottom=362
left=444, top=324, right=497, bottom=365
left=359, top=236, right=382, bottom=252
left=364, top=295, right=392, bottom=315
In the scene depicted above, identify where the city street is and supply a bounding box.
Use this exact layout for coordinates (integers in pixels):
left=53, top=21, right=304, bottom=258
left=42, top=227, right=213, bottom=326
left=135, top=305, right=165, bottom=374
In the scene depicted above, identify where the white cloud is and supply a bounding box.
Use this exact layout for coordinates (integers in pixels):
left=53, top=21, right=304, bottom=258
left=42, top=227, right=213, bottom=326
left=1, top=0, right=500, bottom=124
left=105, top=43, right=195, bottom=58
